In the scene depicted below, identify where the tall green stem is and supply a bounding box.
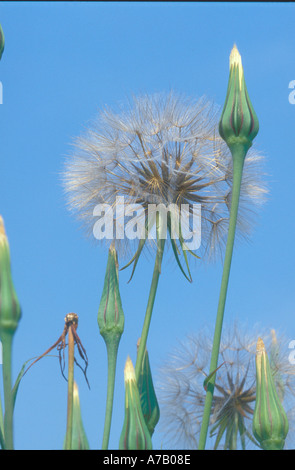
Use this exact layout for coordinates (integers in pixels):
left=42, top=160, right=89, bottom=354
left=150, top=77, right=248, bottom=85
left=2, top=332, right=14, bottom=449
left=65, top=326, right=75, bottom=450
left=135, top=237, right=165, bottom=382
left=101, top=337, right=119, bottom=449
left=97, top=244, right=124, bottom=449
left=198, top=151, right=245, bottom=450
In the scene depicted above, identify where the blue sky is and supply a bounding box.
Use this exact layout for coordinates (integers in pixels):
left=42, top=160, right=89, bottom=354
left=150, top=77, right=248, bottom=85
left=1, top=1, right=295, bottom=450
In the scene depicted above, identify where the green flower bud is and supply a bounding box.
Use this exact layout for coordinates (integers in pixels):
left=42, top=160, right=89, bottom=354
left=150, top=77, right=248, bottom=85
left=0, top=217, right=21, bottom=336
left=219, top=44, right=259, bottom=156
left=0, top=24, right=4, bottom=60
left=252, top=338, right=289, bottom=450
left=70, top=382, right=90, bottom=450
left=63, top=382, right=90, bottom=450
left=119, top=356, right=152, bottom=450
left=137, top=340, right=160, bottom=436
left=97, top=244, right=124, bottom=346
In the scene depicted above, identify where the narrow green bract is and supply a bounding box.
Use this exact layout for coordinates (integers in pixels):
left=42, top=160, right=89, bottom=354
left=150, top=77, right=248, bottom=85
left=252, top=338, right=289, bottom=450
left=119, top=357, right=152, bottom=450
left=137, top=344, right=160, bottom=436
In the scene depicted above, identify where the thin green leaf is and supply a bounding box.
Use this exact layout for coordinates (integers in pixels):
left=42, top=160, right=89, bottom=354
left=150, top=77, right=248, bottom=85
left=230, top=412, right=239, bottom=450
left=0, top=422, right=5, bottom=449
left=211, top=415, right=228, bottom=450
left=12, top=357, right=37, bottom=410
left=203, top=362, right=225, bottom=391
left=237, top=415, right=246, bottom=450
left=167, top=218, right=192, bottom=282
left=170, top=234, right=192, bottom=282
left=178, top=213, right=201, bottom=260
left=178, top=225, right=193, bottom=282
left=121, top=237, right=147, bottom=283
left=224, top=415, right=235, bottom=450
left=12, top=355, right=58, bottom=410
left=120, top=215, right=153, bottom=282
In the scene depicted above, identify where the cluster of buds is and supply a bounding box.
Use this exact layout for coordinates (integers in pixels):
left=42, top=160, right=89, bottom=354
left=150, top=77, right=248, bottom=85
left=252, top=338, right=289, bottom=450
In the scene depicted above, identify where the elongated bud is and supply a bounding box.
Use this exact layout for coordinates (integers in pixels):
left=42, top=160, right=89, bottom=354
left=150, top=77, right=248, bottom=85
left=63, top=382, right=90, bottom=450
left=219, top=44, right=259, bottom=157
left=252, top=338, right=289, bottom=450
left=97, top=244, right=124, bottom=346
left=0, top=217, right=21, bottom=336
left=119, top=356, right=152, bottom=450
left=71, top=382, right=90, bottom=449
left=137, top=340, right=160, bottom=436
left=0, top=24, right=4, bottom=60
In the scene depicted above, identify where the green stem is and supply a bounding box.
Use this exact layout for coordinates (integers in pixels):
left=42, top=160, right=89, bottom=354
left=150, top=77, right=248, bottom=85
left=0, top=397, right=4, bottom=449
left=0, top=359, right=5, bottom=448
left=65, top=326, right=75, bottom=450
left=198, top=149, right=245, bottom=450
left=135, top=237, right=165, bottom=382
left=2, top=332, right=14, bottom=449
left=101, top=337, right=120, bottom=450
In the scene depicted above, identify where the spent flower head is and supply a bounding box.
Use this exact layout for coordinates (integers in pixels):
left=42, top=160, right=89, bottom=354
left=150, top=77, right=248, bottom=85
left=157, top=324, right=295, bottom=450
left=63, top=91, right=267, bottom=275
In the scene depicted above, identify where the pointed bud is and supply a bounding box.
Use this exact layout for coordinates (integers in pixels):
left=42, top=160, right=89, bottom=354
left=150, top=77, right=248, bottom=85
left=0, top=217, right=21, bottom=336
left=252, top=338, right=289, bottom=450
left=119, top=357, right=152, bottom=450
left=71, top=382, right=90, bottom=449
left=63, top=382, right=90, bottom=450
left=219, top=44, right=259, bottom=157
left=137, top=340, right=160, bottom=436
left=97, top=244, right=124, bottom=346
left=0, top=24, right=4, bottom=60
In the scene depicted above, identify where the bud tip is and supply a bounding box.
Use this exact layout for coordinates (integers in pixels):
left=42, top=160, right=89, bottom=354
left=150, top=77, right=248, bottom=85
left=230, top=44, right=243, bottom=92
left=256, top=337, right=265, bottom=353
left=0, top=216, right=5, bottom=235
left=124, top=356, right=136, bottom=382
left=230, top=44, right=242, bottom=67
left=0, top=216, right=7, bottom=246
left=73, top=381, right=79, bottom=399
